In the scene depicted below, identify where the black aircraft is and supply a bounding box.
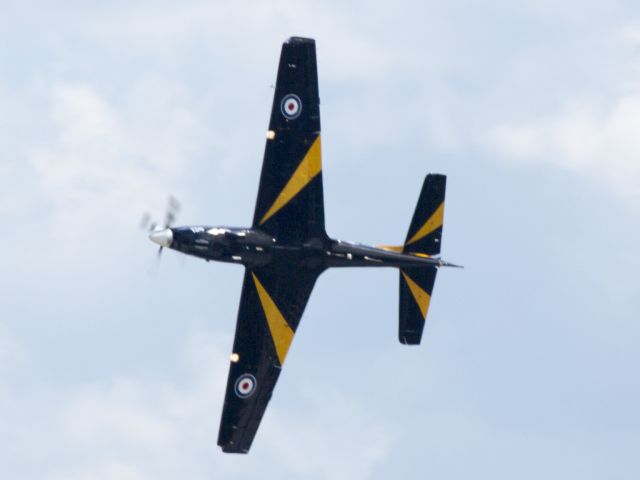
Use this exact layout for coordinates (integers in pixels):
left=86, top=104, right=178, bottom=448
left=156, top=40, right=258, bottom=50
left=148, top=37, right=459, bottom=453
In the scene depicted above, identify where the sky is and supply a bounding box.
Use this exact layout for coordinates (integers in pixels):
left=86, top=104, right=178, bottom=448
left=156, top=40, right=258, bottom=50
left=1, top=0, right=639, bottom=478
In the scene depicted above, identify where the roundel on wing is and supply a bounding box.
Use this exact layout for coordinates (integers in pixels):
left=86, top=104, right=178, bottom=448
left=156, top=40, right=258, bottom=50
left=234, top=373, right=257, bottom=399
left=280, top=94, right=302, bottom=119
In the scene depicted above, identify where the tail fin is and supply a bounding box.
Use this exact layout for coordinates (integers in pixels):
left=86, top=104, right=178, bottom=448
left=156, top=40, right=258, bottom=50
left=398, top=174, right=446, bottom=345
left=403, top=174, right=446, bottom=255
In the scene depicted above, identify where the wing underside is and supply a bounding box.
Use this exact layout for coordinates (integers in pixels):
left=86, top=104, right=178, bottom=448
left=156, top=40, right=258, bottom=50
left=217, top=265, right=321, bottom=453
left=219, top=37, right=326, bottom=454
left=252, top=37, right=326, bottom=244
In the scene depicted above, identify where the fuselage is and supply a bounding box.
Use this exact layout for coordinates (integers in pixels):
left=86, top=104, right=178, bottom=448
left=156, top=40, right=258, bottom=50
left=150, top=226, right=445, bottom=270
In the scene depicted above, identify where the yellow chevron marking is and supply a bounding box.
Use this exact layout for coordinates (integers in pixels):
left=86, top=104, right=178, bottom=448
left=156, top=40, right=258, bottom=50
left=405, top=202, right=444, bottom=246
left=259, top=135, right=322, bottom=225
left=376, top=245, right=404, bottom=253
left=252, top=273, right=294, bottom=365
left=409, top=252, right=432, bottom=258
left=401, top=271, right=431, bottom=319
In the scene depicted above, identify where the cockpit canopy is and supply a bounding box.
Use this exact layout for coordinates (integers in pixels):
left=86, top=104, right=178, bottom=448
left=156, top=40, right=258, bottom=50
left=207, top=227, right=248, bottom=238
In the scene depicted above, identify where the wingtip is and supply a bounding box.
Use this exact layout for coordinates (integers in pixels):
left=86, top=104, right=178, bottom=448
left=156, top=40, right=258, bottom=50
left=286, top=36, right=315, bottom=44
left=219, top=442, right=250, bottom=454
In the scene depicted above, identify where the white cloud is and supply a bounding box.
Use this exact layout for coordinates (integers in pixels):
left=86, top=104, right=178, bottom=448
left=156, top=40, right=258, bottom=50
left=485, top=25, right=640, bottom=204
left=4, top=3, right=640, bottom=479
left=28, top=80, right=205, bottom=217
left=264, top=386, right=395, bottom=480
left=0, top=327, right=224, bottom=479
left=0, top=79, right=209, bottom=276
left=0, top=326, right=393, bottom=480
left=487, top=93, right=640, bottom=202
left=0, top=0, right=408, bottom=275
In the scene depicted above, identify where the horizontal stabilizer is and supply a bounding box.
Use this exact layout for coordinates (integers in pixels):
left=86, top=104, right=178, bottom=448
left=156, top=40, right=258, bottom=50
left=399, top=267, right=437, bottom=345
left=404, top=174, right=446, bottom=256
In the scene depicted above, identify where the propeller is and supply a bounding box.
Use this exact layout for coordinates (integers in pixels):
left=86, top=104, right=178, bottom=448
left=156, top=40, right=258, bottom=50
left=163, top=195, right=181, bottom=230
left=141, top=195, right=181, bottom=260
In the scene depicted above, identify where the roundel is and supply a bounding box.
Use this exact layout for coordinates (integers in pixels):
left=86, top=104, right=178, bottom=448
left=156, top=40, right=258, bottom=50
left=280, top=94, right=302, bottom=119
left=234, top=373, right=257, bottom=399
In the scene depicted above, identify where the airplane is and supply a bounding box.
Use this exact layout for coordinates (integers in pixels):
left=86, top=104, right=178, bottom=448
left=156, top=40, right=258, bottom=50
left=148, top=37, right=460, bottom=453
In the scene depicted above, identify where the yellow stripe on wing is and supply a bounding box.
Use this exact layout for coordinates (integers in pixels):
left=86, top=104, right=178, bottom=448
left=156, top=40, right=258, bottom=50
left=401, top=271, right=431, bottom=319
left=252, top=273, right=294, bottom=365
left=405, top=202, right=444, bottom=247
left=259, top=135, right=322, bottom=225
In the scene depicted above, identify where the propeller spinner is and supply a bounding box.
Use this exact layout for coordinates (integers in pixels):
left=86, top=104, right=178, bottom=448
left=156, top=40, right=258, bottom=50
left=141, top=195, right=181, bottom=259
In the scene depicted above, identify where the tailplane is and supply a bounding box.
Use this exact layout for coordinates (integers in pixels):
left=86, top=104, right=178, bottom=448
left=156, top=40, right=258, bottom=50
left=399, top=267, right=437, bottom=344
left=398, top=174, right=446, bottom=345
left=403, top=174, right=446, bottom=256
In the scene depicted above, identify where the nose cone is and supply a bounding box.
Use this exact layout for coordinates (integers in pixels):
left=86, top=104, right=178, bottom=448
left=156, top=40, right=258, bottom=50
left=149, top=228, right=173, bottom=248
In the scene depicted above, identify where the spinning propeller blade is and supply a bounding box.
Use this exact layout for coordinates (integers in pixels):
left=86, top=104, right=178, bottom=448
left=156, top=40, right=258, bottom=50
left=141, top=195, right=182, bottom=264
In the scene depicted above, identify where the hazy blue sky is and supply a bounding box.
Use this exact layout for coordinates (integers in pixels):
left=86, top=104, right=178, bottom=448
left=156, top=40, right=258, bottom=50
left=2, top=1, right=639, bottom=479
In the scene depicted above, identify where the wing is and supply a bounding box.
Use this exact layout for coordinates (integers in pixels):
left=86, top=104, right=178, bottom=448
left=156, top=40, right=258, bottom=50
left=217, top=265, right=322, bottom=453
left=252, top=37, right=327, bottom=245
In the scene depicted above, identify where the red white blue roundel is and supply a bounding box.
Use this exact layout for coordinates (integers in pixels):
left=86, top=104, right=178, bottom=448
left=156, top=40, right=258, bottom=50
left=280, top=94, right=302, bottom=119
left=234, top=373, right=257, bottom=399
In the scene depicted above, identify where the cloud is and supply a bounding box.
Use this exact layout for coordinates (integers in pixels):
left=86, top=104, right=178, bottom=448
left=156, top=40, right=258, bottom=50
left=0, top=79, right=210, bottom=277
left=263, top=386, right=395, bottom=480
left=487, top=93, right=640, bottom=202
left=0, top=327, right=223, bottom=479
left=0, top=0, right=416, bottom=278
left=484, top=24, right=640, bottom=204
left=0, top=326, right=393, bottom=480
left=29, top=80, right=205, bottom=216
left=4, top=3, right=640, bottom=479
